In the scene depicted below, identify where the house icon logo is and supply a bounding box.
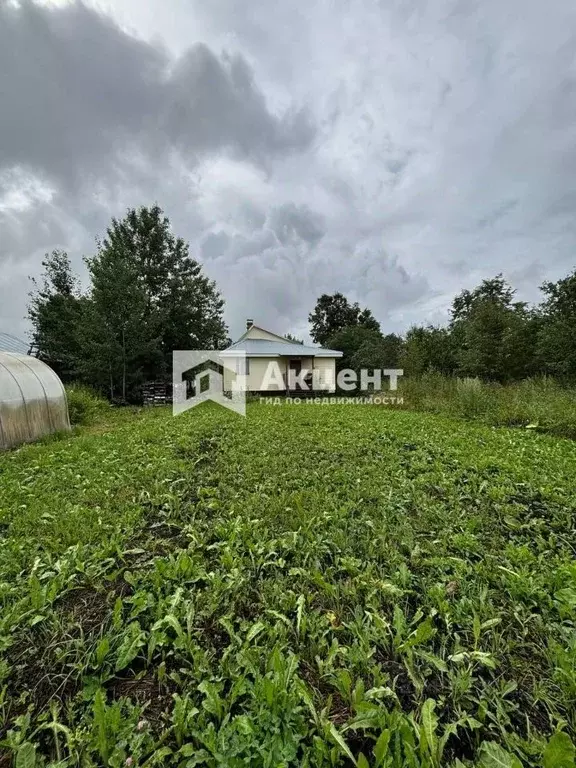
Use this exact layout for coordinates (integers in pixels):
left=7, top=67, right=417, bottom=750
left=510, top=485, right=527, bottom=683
left=172, top=350, right=246, bottom=417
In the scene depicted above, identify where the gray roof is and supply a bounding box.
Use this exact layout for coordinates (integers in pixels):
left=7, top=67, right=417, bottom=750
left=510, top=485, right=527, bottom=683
left=221, top=338, right=342, bottom=357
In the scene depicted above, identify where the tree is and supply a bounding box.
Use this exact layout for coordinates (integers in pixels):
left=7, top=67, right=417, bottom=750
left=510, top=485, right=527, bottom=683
left=501, top=307, right=541, bottom=380
left=284, top=333, right=304, bottom=344
left=451, top=275, right=516, bottom=323
left=357, top=308, right=381, bottom=335
left=309, top=293, right=380, bottom=345
left=537, top=270, right=576, bottom=377
left=80, top=239, right=160, bottom=401
left=325, top=326, right=402, bottom=392
left=401, top=326, right=456, bottom=377
left=82, top=205, right=228, bottom=400
left=28, top=251, right=87, bottom=380
left=351, top=333, right=404, bottom=372
left=450, top=275, right=536, bottom=381
left=325, top=326, right=382, bottom=372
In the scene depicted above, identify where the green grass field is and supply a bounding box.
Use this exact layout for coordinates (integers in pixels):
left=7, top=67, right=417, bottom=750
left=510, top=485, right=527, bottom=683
left=0, top=403, right=575, bottom=767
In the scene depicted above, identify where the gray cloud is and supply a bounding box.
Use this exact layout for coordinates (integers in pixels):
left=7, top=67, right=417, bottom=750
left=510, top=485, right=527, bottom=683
left=164, top=47, right=314, bottom=162
left=269, top=204, right=325, bottom=246
left=2, top=0, right=576, bottom=343
left=0, top=1, right=313, bottom=191
left=0, top=0, right=314, bottom=338
left=0, top=1, right=165, bottom=190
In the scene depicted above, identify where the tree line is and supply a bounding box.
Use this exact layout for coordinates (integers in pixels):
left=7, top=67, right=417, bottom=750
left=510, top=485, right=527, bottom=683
left=309, top=271, right=576, bottom=382
left=28, top=206, right=228, bottom=402
left=29, top=202, right=576, bottom=400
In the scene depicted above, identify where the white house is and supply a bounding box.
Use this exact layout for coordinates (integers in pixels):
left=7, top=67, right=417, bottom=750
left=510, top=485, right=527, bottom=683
left=221, top=320, right=342, bottom=394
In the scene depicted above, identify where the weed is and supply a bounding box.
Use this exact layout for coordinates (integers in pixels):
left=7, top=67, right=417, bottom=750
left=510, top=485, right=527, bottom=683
left=0, top=402, right=574, bottom=765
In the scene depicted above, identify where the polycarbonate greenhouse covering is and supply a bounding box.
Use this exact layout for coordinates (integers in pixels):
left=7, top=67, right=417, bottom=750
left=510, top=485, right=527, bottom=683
left=0, top=353, right=70, bottom=450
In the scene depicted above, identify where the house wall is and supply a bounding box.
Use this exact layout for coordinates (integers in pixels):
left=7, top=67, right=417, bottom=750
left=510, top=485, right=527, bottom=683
left=310, top=357, right=337, bottom=392
left=248, top=357, right=287, bottom=390
left=223, top=357, right=287, bottom=391
left=223, top=356, right=338, bottom=392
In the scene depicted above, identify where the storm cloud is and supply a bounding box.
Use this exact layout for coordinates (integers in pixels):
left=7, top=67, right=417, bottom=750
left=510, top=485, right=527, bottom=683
left=1, top=0, right=576, bottom=342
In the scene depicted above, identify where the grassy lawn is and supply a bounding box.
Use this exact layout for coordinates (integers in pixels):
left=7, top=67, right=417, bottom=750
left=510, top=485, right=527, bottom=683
left=0, top=403, right=575, bottom=767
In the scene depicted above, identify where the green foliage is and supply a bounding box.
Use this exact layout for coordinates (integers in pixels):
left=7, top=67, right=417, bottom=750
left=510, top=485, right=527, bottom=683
left=543, top=731, right=575, bottom=768
left=309, top=293, right=380, bottom=346
left=27, top=250, right=87, bottom=381
left=402, top=270, right=576, bottom=383
left=538, top=269, right=576, bottom=377
left=326, top=328, right=404, bottom=391
left=450, top=275, right=537, bottom=382
left=0, top=403, right=574, bottom=765
left=451, top=275, right=516, bottom=322
left=309, top=270, right=576, bottom=386
left=65, top=384, right=109, bottom=425
left=401, top=327, right=456, bottom=377
left=82, top=205, right=228, bottom=401
left=326, top=325, right=383, bottom=373
left=284, top=333, right=304, bottom=344
left=351, top=333, right=404, bottom=374
left=81, top=235, right=160, bottom=401
left=28, top=207, right=228, bottom=402
left=476, top=741, right=523, bottom=768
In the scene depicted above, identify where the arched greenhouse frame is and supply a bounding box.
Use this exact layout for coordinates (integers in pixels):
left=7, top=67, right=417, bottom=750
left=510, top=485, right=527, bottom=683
left=0, top=353, right=70, bottom=450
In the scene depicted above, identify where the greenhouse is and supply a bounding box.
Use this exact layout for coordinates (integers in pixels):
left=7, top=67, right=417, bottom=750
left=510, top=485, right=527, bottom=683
left=0, top=353, right=70, bottom=450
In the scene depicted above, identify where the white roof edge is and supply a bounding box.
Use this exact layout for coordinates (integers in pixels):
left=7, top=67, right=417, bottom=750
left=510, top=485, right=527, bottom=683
left=220, top=351, right=280, bottom=357
left=220, top=349, right=343, bottom=357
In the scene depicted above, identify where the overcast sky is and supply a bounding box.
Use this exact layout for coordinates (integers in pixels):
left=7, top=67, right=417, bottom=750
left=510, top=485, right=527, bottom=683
left=1, top=0, right=575, bottom=342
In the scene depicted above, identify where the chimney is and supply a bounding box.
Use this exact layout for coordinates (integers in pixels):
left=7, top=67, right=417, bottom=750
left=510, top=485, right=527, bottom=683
left=246, top=318, right=254, bottom=330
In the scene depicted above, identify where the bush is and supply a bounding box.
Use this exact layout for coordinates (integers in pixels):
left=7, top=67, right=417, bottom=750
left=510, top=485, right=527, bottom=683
left=65, top=384, right=109, bottom=426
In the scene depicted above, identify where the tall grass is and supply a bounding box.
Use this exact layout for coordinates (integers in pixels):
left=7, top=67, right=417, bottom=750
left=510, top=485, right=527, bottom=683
left=397, top=374, right=576, bottom=438
left=65, top=383, right=110, bottom=425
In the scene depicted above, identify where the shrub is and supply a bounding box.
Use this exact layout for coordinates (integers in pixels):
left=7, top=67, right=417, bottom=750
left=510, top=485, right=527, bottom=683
left=65, top=384, right=109, bottom=425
